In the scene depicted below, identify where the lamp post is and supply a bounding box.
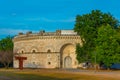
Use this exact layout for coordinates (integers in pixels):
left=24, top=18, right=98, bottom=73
left=94, top=52, right=97, bottom=73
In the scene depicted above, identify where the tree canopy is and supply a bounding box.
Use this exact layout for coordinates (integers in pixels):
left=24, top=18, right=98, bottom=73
left=74, top=10, right=120, bottom=66
left=0, top=36, right=13, bottom=51
left=0, top=36, right=13, bottom=68
left=95, top=24, right=120, bottom=67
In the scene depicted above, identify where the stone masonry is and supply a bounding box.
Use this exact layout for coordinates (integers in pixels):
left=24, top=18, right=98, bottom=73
left=13, top=30, right=82, bottom=68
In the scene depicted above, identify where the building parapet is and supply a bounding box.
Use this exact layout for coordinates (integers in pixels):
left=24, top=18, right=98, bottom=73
left=13, top=35, right=80, bottom=42
left=13, top=30, right=80, bottom=42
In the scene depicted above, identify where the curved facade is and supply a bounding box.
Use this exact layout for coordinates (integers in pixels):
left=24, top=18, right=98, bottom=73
left=13, top=30, right=82, bottom=68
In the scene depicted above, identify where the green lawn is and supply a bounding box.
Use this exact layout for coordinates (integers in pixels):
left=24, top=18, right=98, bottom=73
left=0, top=71, right=71, bottom=80
left=0, top=73, right=70, bottom=80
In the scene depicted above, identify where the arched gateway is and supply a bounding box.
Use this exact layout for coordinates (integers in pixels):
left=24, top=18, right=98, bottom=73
left=13, top=30, right=82, bottom=69
left=60, top=44, right=76, bottom=68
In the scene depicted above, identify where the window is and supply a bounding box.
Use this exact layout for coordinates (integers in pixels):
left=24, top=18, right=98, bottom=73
left=32, top=50, right=36, bottom=53
left=31, top=48, right=38, bottom=53
left=47, top=49, right=51, bottom=53
left=48, top=62, right=51, bottom=65
left=21, top=50, right=24, bottom=53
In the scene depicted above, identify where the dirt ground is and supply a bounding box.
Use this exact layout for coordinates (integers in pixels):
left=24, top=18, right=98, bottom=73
left=18, top=69, right=120, bottom=79
left=0, top=68, right=120, bottom=80
left=32, top=69, right=120, bottom=80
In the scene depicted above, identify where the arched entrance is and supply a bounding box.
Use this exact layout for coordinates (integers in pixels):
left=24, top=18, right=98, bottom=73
left=64, top=56, right=72, bottom=68
left=60, top=43, right=75, bottom=68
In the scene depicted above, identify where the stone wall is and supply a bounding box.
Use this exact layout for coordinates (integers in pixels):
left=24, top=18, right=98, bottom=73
left=13, top=30, right=82, bottom=68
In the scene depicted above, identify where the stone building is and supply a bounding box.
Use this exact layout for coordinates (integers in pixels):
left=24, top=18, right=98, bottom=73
left=13, top=30, right=82, bottom=69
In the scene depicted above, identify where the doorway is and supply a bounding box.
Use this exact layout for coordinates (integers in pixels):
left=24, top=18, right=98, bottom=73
left=64, top=56, right=72, bottom=68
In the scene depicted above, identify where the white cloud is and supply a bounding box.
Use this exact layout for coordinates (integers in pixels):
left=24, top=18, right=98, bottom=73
left=0, top=28, right=37, bottom=35
left=41, top=17, right=75, bottom=22
left=25, top=17, right=75, bottom=22
left=24, top=18, right=41, bottom=21
left=12, top=23, right=26, bottom=26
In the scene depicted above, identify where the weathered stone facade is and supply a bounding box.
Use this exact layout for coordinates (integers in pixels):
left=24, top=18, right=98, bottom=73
left=13, top=30, right=82, bottom=68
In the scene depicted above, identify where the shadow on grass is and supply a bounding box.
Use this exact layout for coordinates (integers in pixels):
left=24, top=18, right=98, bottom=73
left=17, top=74, right=72, bottom=80
left=0, top=72, right=71, bottom=80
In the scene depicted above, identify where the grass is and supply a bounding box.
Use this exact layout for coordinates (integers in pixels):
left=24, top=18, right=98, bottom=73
left=0, top=69, right=119, bottom=80
left=0, top=71, right=70, bottom=80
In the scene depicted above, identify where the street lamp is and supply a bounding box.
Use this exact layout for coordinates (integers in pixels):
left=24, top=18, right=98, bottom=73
left=94, top=51, right=97, bottom=73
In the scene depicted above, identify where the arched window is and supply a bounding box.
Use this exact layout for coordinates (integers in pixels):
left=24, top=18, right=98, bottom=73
left=31, top=47, right=38, bottom=53
left=48, top=62, right=51, bottom=65
left=21, top=50, right=24, bottom=53
left=20, top=49, right=25, bottom=54
left=47, top=49, right=51, bottom=53
left=32, top=50, right=36, bottom=53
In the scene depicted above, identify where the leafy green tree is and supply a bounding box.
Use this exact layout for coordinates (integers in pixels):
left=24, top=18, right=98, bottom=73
left=0, top=36, right=13, bottom=51
left=95, top=24, right=120, bottom=67
left=116, top=27, right=120, bottom=48
left=76, top=43, right=86, bottom=63
left=0, top=36, right=13, bottom=68
left=76, top=43, right=92, bottom=63
left=74, top=10, right=119, bottom=63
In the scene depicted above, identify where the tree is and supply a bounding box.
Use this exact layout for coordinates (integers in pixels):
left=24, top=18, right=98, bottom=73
left=95, top=24, right=120, bottom=67
left=0, top=51, right=13, bottom=68
left=76, top=43, right=92, bottom=63
left=117, top=28, right=120, bottom=45
left=74, top=10, right=119, bottom=63
left=76, top=43, right=85, bottom=63
left=0, top=36, right=13, bottom=68
left=0, top=36, right=13, bottom=51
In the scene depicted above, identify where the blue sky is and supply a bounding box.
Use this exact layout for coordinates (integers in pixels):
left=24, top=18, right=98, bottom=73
left=0, top=0, right=120, bottom=39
